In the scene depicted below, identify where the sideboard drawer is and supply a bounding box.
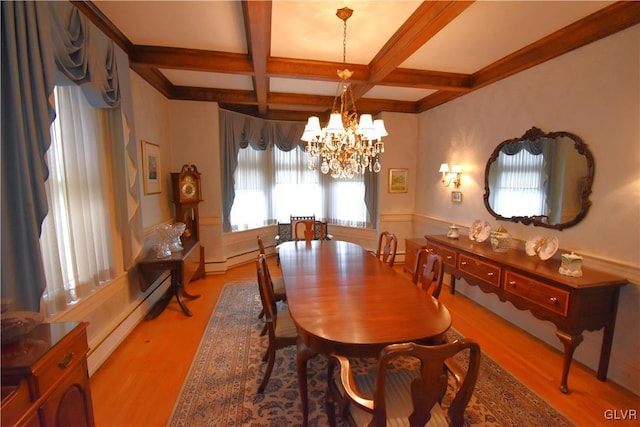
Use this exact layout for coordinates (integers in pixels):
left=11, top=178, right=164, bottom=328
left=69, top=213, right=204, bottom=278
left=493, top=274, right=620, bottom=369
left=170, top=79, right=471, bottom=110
left=425, top=241, right=457, bottom=268
left=35, top=327, right=89, bottom=395
left=504, top=271, right=570, bottom=316
left=458, top=254, right=500, bottom=287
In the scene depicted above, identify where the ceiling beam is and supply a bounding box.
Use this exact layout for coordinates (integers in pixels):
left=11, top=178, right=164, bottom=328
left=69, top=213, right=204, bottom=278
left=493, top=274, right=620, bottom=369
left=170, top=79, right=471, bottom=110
left=268, top=58, right=371, bottom=84
left=130, top=46, right=253, bottom=74
left=72, top=1, right=134, bottom=52
left=351, top=0, right=474, bottom=99
left=242, top=1, right=272, bottom=116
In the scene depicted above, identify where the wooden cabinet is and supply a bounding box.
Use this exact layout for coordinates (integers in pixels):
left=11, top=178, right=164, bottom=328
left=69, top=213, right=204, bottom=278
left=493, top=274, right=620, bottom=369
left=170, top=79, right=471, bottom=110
left=403, top=238, right=426, bottom=275
left=1, top=322, right=94, bottom=427
left=425, top=234, right=627, bottom=394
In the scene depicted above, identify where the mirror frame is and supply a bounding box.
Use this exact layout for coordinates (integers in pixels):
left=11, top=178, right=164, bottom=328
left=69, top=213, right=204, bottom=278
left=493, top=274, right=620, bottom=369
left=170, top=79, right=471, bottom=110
left=483, top=127, right=594, bottom=230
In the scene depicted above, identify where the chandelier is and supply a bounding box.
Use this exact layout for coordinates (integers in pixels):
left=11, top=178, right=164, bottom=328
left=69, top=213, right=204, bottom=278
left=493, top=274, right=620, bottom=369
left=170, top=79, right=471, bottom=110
left=301, top=7, right=387, bottom=179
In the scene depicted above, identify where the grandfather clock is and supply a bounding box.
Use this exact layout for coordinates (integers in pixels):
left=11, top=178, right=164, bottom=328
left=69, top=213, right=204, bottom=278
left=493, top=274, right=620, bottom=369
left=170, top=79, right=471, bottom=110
left=170, top=164, right=202, bottom=241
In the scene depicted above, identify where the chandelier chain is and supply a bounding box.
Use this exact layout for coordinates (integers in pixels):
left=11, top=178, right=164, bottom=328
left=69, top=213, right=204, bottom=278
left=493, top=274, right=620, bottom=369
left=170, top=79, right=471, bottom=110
left=342, top=17, right=347, bottom=64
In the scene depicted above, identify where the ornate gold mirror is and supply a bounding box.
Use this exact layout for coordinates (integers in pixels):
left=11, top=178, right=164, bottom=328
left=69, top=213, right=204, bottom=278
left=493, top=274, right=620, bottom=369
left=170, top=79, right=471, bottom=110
left=483, top=127, right=594, bottom=230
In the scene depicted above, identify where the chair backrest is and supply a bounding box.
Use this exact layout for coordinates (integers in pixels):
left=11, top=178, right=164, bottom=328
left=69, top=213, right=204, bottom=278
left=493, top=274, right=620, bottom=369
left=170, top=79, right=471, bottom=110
left=255, top=254, right=277, bottom=324
left=371, top=339, right=481, bottom=427
left=294, top=220, right=327, bottom=242
left=290, top=215, right=315, bottom=222
left=375, top=231, right=398, bottom=267
left=412, top=249, right=445, bottom=299
left=277, top=216, right=316, bottom=243
left=257, top=235, right=266, bottom=255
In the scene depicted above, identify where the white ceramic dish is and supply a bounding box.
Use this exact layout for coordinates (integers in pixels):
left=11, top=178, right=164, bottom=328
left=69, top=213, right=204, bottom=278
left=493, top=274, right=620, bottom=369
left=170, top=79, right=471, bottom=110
left=469, top=220, right=491, bottom=242
left=538, top=236, right=559, bottom=260
left=525, top=236, right=544, bottom=256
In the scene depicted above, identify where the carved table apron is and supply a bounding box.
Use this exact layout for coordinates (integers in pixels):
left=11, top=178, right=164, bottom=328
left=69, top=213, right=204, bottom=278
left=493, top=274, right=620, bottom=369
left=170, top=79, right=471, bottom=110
left=424, top=234, right=627, bottom=394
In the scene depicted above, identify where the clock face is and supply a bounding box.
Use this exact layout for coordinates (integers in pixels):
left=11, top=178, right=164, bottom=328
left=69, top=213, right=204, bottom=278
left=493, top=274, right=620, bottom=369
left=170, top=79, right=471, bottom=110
left=181, top=181, right=197, bottom=199
left=180, top=175, right=198, bottom=200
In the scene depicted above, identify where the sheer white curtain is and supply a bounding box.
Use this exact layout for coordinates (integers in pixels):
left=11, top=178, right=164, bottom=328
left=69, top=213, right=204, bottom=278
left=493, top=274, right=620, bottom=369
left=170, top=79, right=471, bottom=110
left=230, top=146, right=272, bottom=230
left=229, top=145, right=367, bottom=230
left=492, top=150, right=547, bottom=218
left=273, top=147, right=322, bottom=222
left=39, top=85, right=123, bottom=316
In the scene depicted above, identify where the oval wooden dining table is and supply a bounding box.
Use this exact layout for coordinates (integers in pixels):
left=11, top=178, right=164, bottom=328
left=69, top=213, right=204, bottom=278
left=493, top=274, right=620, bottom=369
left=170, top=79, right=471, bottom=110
left=278, top=240, right=452, bottom=426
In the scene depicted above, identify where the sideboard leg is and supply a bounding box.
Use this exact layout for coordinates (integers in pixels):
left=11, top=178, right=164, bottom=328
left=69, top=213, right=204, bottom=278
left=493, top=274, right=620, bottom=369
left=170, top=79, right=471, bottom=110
left=597, top=288, right=620, bottom=381
left=556, top=330, right=583, bottom=393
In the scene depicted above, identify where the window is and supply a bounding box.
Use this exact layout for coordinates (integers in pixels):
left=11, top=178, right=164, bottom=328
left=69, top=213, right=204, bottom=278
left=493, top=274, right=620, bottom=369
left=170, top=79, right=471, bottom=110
left=39, top=85, right=123, bottom=316
left=229, top=145, right=368, bottom=231
left=491, top=149, right=547, bottom=218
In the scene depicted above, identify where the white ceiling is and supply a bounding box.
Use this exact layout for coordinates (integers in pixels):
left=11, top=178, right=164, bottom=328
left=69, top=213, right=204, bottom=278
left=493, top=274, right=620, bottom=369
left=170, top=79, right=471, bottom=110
left=92, top=1, right=619, bottom=110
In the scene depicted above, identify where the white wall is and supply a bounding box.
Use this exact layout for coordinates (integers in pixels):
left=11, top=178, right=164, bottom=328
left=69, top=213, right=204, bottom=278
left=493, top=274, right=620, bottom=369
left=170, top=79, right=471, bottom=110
left=377, top=112, right=419, bottom=257
left=168, top=101, right=224, bottom=269
left=413, top=25, right=640, bottom=394
left=133, top=73, right=173, bottom=230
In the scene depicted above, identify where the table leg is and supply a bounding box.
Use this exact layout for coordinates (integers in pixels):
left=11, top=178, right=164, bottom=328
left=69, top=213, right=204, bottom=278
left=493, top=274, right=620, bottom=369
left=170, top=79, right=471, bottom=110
left=181, top=287, right=200, bottom=300
left=296, top=337, right=317, bottom=427
left=555, top=330, right=583, bottom=394
left=173, top=270, right=193, bottom=317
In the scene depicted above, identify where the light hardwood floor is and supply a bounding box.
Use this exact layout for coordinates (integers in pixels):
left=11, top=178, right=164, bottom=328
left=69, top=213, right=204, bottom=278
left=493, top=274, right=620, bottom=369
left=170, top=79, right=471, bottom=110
left=90, top=259, right=638, bottom=426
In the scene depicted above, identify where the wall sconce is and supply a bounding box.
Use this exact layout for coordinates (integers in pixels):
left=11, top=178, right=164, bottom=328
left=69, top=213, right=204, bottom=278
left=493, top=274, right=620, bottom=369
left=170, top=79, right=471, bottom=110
left=439, top=163, right=462, bottom=188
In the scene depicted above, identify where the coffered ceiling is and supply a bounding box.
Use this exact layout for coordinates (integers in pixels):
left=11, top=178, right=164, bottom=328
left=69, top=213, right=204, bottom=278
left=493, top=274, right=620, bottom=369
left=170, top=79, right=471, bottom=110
left=76, top=1, right=640, bottom=122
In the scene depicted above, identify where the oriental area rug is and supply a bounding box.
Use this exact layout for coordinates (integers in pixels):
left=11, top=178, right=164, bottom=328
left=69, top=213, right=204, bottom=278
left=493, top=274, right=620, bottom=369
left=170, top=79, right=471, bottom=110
left=168, top=282, right=574, bottom=427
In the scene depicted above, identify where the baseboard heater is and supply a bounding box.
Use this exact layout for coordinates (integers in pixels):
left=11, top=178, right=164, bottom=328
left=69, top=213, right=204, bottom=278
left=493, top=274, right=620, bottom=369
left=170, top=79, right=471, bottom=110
left=87, top=273, right=171, bottom=376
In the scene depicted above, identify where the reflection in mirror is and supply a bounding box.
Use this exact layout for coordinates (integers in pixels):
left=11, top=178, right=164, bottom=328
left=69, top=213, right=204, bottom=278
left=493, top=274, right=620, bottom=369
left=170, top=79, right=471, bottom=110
left=483, top=127, right=594, bottom=230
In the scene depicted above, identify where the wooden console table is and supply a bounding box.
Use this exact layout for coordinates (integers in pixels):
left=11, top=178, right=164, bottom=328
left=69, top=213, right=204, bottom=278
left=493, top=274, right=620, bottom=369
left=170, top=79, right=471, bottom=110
left=1, top=322, right=94, bottom=427
left=424, top=234, right=627, bottom=394
left=138, top=237, right=205, bottom=319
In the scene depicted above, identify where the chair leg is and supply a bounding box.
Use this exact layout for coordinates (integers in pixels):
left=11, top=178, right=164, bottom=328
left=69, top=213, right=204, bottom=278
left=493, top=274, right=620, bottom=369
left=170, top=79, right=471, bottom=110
left=260, top=322, right=267, bottom=336
left=258, top=308, right=264, bottom=319
left=326, top=358, right=338, bottom=427
left=258, top=347, right=276, bottom=393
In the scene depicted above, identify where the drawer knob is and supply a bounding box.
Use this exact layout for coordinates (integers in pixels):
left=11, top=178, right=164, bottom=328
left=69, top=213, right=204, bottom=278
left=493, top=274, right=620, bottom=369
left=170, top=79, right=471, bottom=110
left=487, top=272, right=494, bottom=277
left=460, top=261, right=467, bottom=266
left=549, top=297, right=559, bottom=305
left=509, top=281, right=516, bottom=286
left=58, top=352, right=75, bottom=369
left=446, top=255, right=452, bottom=260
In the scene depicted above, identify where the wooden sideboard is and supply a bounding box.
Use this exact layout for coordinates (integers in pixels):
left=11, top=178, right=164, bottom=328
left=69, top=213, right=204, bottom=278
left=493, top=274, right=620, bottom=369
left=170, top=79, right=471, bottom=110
left=404, top=237, right=426, bottom=275
left=423, top=234, right=628, bottom=394
left=1, top=322, right=94, bottom=427
left=138, top=237, right=205, bottom=319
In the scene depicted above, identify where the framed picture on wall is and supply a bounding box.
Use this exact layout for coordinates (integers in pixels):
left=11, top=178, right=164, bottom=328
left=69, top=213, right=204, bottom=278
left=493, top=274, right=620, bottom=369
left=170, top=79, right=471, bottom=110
left=142, top=140, right=161, bottom=194
left=451, top=191, right=462, bottom=203
left=389, top=168, right=408, bottom=193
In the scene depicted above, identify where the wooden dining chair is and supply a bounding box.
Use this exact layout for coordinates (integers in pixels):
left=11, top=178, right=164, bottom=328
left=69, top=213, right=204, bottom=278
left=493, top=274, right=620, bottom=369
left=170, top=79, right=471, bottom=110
left=375, top=231, right=398, bottom=267
left=294, top=220, right=327, bottom=243
left=412, top=249, right=445, bottom=299
left=256, top=237, right=287, bottom=334
left=255, top=254, right=298, bottom=393
left=326, top=339, right=481, bottom=427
